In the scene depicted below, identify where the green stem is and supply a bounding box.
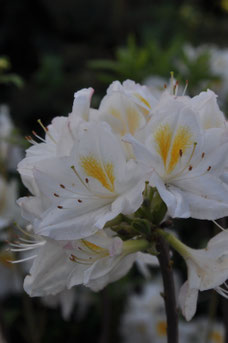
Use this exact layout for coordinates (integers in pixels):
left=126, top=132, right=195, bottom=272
left=123, top=239, right=149, bottom=255
left=156, top=229, right=190, bottom=258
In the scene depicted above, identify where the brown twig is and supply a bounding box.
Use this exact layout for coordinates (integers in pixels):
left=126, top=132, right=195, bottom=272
left=156, top=234, right=178, bottom=343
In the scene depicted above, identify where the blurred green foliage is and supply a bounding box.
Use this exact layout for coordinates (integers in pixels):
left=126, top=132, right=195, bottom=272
left=0, top=57, right=23, bottom=88
left=89, top=35, right=220, bottom=96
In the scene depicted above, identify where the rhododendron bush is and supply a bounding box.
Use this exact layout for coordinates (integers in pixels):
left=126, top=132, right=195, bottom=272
left=7, top=76, right=227, bottom=342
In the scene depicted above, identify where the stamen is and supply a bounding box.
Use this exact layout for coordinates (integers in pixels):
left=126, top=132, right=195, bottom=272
left=32, top=130, right=46, bottom=143
left=207, top=166, right=211, bottom=172
left=174, top=81, right=179, bottom=96
left=57, top=205, right=63, bottom=209
left=169, top=142, right=197, bottom=180
left=71, top=165, right=90, bottom=190
left=202, top=152, right=205, bottom=158
left=212, top=220, right=226, bottom=231
left=37, top=119, right=56, bottom=144
left=10, top=255, right=38, bottom=264
left=25, top=136, right=37, bottom=145
left=188, top=165, right=192, bottom=171
left=170, top=71, right=174, bottom=95
left=182, top=80, right=188, bottom=96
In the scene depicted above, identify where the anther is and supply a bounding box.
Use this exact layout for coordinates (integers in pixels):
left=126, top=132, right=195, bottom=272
left=60, top=184, right=65, bottom=189
left=179, top=149, right=183, bottom=157
left=188, top=165, right=192, bottom=171
left=183, top=80, right=189, bottom=96
left=85, top=178, right=89, bottom=183
left=70, top=254, right=77, bottom=262
left=78, top=199, right=82, bottom=203
left=57, top=205, right=63, bottom=209
left=164, top=83, right=167, bottom=89
left=54, top=193, right=59, bottom=197
left=37, top=119, right=48, bottom=132
left=207, top=166, right=211, bottom=171
left=202, top=152, right=205, bottom=158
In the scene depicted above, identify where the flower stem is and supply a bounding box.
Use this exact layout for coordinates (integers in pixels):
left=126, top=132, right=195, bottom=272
left=156, top=229, right=190, bottom=258
left=156, top=232, right=178, bottom=343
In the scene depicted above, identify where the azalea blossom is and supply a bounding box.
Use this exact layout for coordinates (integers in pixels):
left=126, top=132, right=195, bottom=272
left=94, top=80, right=158, bottom=148
left=18, top=121, right=146, bottom=240
left=158, top=228, right=228, bottom=321
left=11, top=229, right=151, bottom=296
left=125, top=95, right=228, bottom=220
left=18, top=88, right=94, bottom=195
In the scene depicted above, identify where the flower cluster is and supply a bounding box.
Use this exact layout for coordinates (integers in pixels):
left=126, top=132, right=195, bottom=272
left=16, top=77, right=228, bottom=321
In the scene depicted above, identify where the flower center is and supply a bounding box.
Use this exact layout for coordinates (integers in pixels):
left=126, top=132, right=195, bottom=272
left=69, top=239, right=109, bottom=265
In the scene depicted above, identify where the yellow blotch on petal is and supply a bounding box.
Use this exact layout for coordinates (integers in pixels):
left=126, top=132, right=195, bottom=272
left=167, top=126, right=192, bottom=173
left=110, top=108, right=127, bottom=136
left=209, top=331, right=223, bottom=343
left=134, top=93, right=151, bottom=116
left=126, top=106, right=141, bottom=135
left=110, top=106, right=141, bottom=135
left=156, top=321, right=167, bottom=337
left=80, top=155, right=115, bottom=192
left=154, top=124, right=172, bottom=168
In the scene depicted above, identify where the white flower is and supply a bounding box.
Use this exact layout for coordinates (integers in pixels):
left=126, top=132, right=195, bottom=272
left=178, top=230, right=228, bottom=321
left=18, top=88, right=94, bottom=195
left=125, top=95, right=228, bottom=220
left=14, top=229, right=150, bottom=296
left=105, top=80, right=158, bottom=118
left=190, top=89, right=227, bottom=130
left=94, top=80, right=158, bottom=143
left=0, top=176, right=18, bottom=229
left=18, top=121, right=146, bottom=240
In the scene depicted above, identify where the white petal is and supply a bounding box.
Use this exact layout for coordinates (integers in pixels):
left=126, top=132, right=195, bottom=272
left=178, top=281, right=199, bottom=321
left=24, top=239, right=78, bottom=297
left=86, top=254, right=136, bottom=291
